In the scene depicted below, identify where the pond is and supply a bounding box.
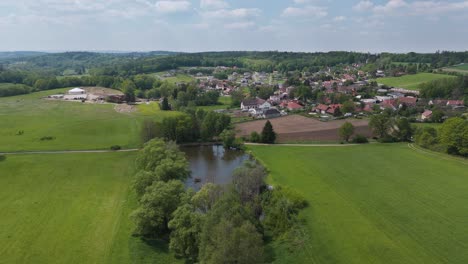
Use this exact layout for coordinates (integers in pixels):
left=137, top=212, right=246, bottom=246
left=181, top=145, right=250, bottom=190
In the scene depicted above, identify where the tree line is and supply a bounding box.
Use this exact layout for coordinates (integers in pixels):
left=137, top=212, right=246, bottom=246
left=131, top=139, right=307, bottom=263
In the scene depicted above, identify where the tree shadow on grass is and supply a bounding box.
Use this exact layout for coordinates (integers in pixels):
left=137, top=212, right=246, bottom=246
left=0, top=155, right=6, bottom=162
left=140, top=237, right=171, bottom=254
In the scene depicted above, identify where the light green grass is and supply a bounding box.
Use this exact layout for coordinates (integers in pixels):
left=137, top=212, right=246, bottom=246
left=0, top=90, right=180, bottom=152
left=197, top=96, right=232, bottom=111
left=0, top=152, right=180, bottom=263
left=376, top=73, right=456, bottom=90
left=152, top=72, right=195, bottom=84
left=450, top=64, right=468, bottom=71
left=249, top=144, right=468, bottom=264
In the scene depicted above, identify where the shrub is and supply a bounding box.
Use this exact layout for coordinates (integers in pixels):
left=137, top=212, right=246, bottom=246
left=110, top=145, right=122, bottom=151
left=40, top=136, right=55, bottom=141
left=352, top=134, right=369, bottom=144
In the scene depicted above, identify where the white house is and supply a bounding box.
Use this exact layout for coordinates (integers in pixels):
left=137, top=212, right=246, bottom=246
left=241, top=98, right=271, bottom=111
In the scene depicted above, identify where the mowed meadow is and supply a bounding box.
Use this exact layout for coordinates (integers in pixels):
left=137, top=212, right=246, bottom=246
left=249, top=144, right=468, bottom=264
left=376, top=73, right=456, bottom=90
left=0, top=89, right=179, bottom=152
left=0, top=91, right=182, bottom=263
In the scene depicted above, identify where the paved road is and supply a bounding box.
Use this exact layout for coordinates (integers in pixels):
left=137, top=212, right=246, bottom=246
left=0, top=149, right=140, bottom=155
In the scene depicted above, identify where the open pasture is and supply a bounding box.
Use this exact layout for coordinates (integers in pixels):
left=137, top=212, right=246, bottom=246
left=376, top=73, right=456, bottom=90
left=0, top=89, right=179, bottom=152
left=249, top=144, right=468, bottom=264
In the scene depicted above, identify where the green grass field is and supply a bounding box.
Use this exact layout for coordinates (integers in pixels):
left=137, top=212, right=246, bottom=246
left=0, top=152, right=178, bottom=263
left=197, top=96, right=232, bottom=111
left=0, top=90, right=179, bottom=152
left=376, top=73, right=456, bottom=90
left=249, top=144, right=468, bottom=264
left=451, top=64, right=468, bottom=70
left=152, top=72, right=195, bottom=84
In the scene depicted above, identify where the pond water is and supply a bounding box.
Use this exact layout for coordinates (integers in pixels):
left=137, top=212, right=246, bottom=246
left=181, top=145, right=250, bottom=190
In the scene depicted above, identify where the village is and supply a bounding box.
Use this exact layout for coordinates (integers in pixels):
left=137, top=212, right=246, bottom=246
left=161, top=65, right=466, bottom=124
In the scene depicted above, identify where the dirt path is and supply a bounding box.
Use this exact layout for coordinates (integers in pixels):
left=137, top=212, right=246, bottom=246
left=0, top=149, right=139, bottom=155
left=245, top=143, right=358, bottom=147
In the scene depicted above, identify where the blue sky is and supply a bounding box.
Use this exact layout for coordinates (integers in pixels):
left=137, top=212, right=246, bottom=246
left=0, top=0, right=467, bottom=52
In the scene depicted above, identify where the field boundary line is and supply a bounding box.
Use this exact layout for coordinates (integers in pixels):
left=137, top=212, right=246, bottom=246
left=246, top=143, right=359, bottom=147
left=0, top=149, right=140, bottom=155
left=407, top=144, right=468, bottom=165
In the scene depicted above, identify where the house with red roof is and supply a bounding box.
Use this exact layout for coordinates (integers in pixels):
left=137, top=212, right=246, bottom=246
left=315, top=104, right=329, bottom=114
left=326, top=104, right=342, bottom=115
left=398, top=97, right=417, bottom=107
left=287, top=101, right=304, bottom=111
left=446, top=100, right=464, bottom=107
left=421, top=110, right=433, bottom=120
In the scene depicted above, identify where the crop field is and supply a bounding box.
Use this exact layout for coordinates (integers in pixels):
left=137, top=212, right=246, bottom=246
left=249, top=144, right=468, bottom=264
left=0, top=89, right=179, bottom=152
left=376, top=73, right=456, bottom=90
left=236, top=115, right=371, bottom=142
left=443, top=64, right=468, bottom=74
left=0, top=152, right=179, bottom=263
left=451, top=63, right=468, bottom=70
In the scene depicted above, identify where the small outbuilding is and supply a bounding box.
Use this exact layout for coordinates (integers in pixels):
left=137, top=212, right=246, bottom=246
left=68, top=88, right=85, bottom=95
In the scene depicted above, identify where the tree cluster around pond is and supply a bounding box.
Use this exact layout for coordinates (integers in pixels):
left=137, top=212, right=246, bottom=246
left=141, top=109, right=232, bottom=144
left=414, top=117, right=468, bottom=157
left=131, top=139, right=308, bottom=263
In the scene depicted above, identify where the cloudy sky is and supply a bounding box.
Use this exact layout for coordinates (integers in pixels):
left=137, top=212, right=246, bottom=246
left=0, top=0, right=467, bottom=52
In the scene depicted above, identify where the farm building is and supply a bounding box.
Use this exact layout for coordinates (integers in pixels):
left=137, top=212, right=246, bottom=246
left=421, top=110, right=433, bottom=120
left=241, top=98, right=271, bottom=111
left=68, top=88, right=85, bottom=95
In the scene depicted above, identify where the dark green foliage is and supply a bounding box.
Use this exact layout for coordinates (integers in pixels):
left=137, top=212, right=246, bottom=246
left=110, top=145, right=121, bottom=151
left=140, top=119, right=160, bottom=143
left=232, top=161, right=266, bottom=205
left=0, top=155, right=5, bottom=162
left=199, top=194, right=264, bottom=264
left=352, top=134, right=369, bottom=144
left=261, top=120, right=276, bottom=144
left=438, top=117, right=468, bottom=156
left=261, top=186, right=307, bottom=236
left=0, top=83, right=32, bottom=97
left=415, top=127, right=438, bottom=148
left=369, top=114, right=392, bottom=138
left=395, top=118, right=414, bottom=142
left=339, top=122, right=355, bottom=142
left=250, top=131, right=261, bottom=143
left=160, top=97, right=170, bottom=110
left=168, top=204, right=204, bottom=261
left=121, top=80, right=136, bottom=102
left=131, top=180, right=188, bottom=237
left=420, top=76, right=467, bottom=99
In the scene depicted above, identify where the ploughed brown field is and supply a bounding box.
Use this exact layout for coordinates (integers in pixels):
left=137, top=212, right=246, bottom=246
left=235, top=115, right=372, bottom=142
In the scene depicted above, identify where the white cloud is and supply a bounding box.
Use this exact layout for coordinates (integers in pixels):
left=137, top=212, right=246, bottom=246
left=200, top=0, right=229, bottom=9
left=202, top=8, right=261, bottom=19
left=155, top=0, right=191, bottom=13
left=373, top=0, right=408, bottom=14
left=333, top=16, right=346, bottom=21
left=224, top=21, right=255, bottom=29
left=353, top=1, right=374, bottom=11
left=354, top=0, right=468, bottom=16
left=281, top=5, right=327, bottom=18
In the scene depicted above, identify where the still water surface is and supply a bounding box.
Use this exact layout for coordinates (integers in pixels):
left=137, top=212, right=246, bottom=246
left=181, top=145, right=249, bottom=190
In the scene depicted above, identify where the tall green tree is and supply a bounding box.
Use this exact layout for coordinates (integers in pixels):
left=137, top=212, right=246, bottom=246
left=168, top=204, right=204, bottom=262
left=261, top=120, right=276, bottom=144
left=121, top=79, right=136, bottom=102
left=132, top=180, right=188, bottom=237
left=339, top=122, right=355, bottom=142
left=369, top=114, right=391, bottom=138
left=160, top=97, right=170, bottom=110
left=439, top=117, right=468, bottom=156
